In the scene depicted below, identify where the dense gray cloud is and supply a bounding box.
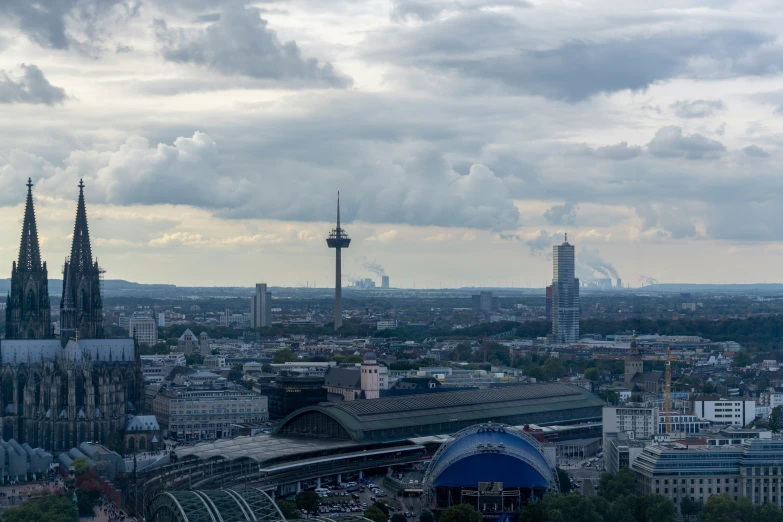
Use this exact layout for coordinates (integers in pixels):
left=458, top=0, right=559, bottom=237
left=0, top=65, right=66, bottom=105
left=544, top=202, right=578, bottom=226
left=368, top=14, right=776, bottom=102
left=595, top=142, right=642, bottom=160
left=671, top=99, right=725, bottom=118
left=1, top=132, right=520, bottom=232
left=647, top=126, right=725, bottom=159
left=0, top=0, right=139, bottom=51
left=744, top=144, right=769, bottom=157
left=390, top=0, right=530, bottom=22
left=153, top=3, right=351, bottom=87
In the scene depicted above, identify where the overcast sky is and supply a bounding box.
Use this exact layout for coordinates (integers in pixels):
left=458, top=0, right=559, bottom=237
left=1, top=0, right=783, bottom=288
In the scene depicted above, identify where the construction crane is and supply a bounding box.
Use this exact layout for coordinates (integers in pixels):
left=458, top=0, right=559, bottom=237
left=665, top=345, right=672, bottom=433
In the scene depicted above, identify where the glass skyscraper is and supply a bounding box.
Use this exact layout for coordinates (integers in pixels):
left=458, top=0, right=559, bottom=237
left=552, top=236, right=580, bottom=343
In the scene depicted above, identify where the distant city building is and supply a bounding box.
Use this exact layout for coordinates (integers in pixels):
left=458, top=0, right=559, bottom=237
left=157, top=312, right=166, bottom=327
left=250, top=283, right=272, bottom=328
left=124, top=415, right=162, bottom=453
left=352, top=278, right=376, bottom=289
left=552, top=235, right=579, bottom=343
left=604, top=432, right=644, bottom=473
left=381, top=276, right=390, bottom=289
left=361, top=352, right=380, bottom=400
left=693, top=397, right=756, bottom=427
left=472, top=291, right=500, bottom=312
left=178, top=329, right=198, bottom=354
left=129, top=316, right=158, bottom=346
left=603, top=405, right=659, bottom=445
left=324, top=356, right=388, bottom=402
left=377, top=319, right=398, bottom=330
left=616, top=278, right=623, bottom=289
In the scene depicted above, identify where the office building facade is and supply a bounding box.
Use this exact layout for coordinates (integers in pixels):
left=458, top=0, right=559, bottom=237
left=552, top=237, right=579, bottom=343
left=150, top=383, right=268, bottom=440
left=128, top=316, right=158, bottom=346
left=634, top=440, right=783, bottom=507
left=693, top=398, right=756, bottom=427
left=250, top=283, right=272, bottom=328
left=602, top=405, right=659, bottom=444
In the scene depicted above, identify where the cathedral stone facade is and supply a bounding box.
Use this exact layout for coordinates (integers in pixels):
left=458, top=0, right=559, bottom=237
left=1, top=179, right=143, bottom=452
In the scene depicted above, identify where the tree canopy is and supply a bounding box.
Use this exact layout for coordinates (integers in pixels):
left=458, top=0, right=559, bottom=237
left=440, top=504, right=483, bottom=522
left=1, top=494, right=77, bottom=522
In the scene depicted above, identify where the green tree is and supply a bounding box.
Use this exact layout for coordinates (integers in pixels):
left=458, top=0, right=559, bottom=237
left=1, top=493, right=77, bottom=522
left=556, top=468, right=572, bottom=493
left=295, top=490, right=320, bottom=515
left=365, top=505, right=387, bottom=522
left=76, top=489, right=95, bottom=517
left=771, top=407, right=782, bottom=434
left=605, top=494, right=635, bottom=522
left=232, top=363, right=243, bottom=371
left=373, top=502, right=390, bottom=516
left=391, top=514, right=407, bottom=522
left=542, top=357, right=566, bottom=378
left=636, top=494, right=675, bottom=522
left=451, top=343, right=474, bottom=362
left=519, top=500, right=546, bottom=522
left=584, top=368, right=600, bottom=382
left=262, top=363, right=273, bottom=373
left=273, top=348, right=299, bottom=363
left=277, top=500, right=301, bottom=519
left=72, top=456, right=90, bottom=476
left=733, top=350, right=752, bottom=368
left=542, top=492, right=603, bottom=522
left=420, top=509, right=434, bottom=522
left=186, top=354, right=204, bottom=365
left=698, top=494, right=753, bottom=522
left=757, top=502, right=783, bottom=522
left=680, top=497, right=702, bottom=520
left=105, top=431, right=125, bottom=456
left=598, top=468, right=636, bottom=502
left=439, top=504, right=483, bottom=522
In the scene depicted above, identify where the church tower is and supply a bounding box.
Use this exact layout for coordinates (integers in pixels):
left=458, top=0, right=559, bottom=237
left=624, top=332, right=644, bottom=384
left=6, top=179, right=52, bottom=339
left=60, top=179, right=103, bottom=345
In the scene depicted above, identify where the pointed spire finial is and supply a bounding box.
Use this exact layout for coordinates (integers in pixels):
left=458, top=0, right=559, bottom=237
left=564, top=232, right=568, bottom=244
left=78, top=179, right=84, bottom=193
left=27, top=178, right=33, bottom=192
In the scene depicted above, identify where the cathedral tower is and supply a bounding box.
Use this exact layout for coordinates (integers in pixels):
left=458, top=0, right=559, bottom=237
left=6, top=178, right=52, bottom=339
left=60, top=179, right=103, bottom=345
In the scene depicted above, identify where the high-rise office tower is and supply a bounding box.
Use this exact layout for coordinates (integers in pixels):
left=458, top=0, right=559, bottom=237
left=250, top=283, right=272, bottom=328
left=552, top=234, right=579, bottom=343
left=326, top=193, right=350, bottom=330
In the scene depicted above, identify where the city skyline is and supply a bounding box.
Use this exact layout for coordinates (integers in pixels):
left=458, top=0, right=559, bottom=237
left=3, top=2, right=783, bottom=287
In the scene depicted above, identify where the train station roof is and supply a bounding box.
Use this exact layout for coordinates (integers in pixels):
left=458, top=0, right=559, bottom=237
left=275, top=383, right=605, bottom=441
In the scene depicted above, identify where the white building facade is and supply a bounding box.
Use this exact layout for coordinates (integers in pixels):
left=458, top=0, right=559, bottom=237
left=128, top=316, right=158, bottom=346
left=694, top=398, right=756, bottom=427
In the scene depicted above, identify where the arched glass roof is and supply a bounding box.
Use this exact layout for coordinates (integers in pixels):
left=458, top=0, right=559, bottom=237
left=149, top=488, right=374, bottom=522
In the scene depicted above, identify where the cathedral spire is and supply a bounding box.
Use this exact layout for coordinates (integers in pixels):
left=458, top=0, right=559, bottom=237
left=18, top=178, right=42, bottom=271
left=60, top=179, right=103, bottom=343
left=70, top=179, right=93, bottom=271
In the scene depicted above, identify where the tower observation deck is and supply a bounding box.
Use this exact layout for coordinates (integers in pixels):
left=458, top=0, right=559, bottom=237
left=326, top=192, right=350, bottom=330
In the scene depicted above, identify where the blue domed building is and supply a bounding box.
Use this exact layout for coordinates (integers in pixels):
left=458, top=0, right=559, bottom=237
left=423, top=423, right=559, bottom=513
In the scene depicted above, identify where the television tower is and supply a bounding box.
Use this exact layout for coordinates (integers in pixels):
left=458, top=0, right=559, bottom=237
left=326, top=192, right=351, bottom=330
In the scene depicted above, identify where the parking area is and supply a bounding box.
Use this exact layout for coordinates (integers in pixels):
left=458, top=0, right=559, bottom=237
left=314, top=476, right=422, bottom=519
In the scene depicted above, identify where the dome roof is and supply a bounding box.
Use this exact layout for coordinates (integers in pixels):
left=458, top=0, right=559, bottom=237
left=363, top=352, right=377, bottom=362
left=424, top=423, right=557, bottom=491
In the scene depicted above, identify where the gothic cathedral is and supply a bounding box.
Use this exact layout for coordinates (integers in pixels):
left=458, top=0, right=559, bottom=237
left=1, top=179, right=143, bottom=452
